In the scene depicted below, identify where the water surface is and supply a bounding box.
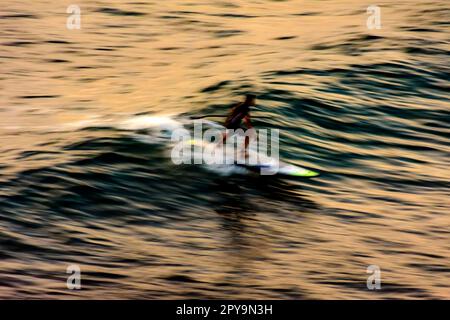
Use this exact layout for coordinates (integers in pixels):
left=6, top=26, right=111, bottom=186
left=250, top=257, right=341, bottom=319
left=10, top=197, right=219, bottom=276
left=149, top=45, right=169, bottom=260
left=0, top=0, right=449, bottom=299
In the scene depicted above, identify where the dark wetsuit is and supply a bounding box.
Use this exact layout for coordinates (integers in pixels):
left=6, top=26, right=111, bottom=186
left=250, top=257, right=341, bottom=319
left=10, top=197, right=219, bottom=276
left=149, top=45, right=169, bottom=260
left=224, top=102, right=250, bottom=130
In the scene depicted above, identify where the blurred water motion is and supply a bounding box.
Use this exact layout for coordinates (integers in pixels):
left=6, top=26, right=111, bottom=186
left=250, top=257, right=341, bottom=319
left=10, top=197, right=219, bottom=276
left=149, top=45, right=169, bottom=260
left=0, top=1, right=449, bottom=299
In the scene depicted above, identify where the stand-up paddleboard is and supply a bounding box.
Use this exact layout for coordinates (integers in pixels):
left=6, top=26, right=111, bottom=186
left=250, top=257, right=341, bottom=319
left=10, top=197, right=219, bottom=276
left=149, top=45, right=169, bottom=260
left=121, top=116, right=319, bottom=177
left=236, top=162, right=319, bottom=177
left=186, top=139, right=319, bottom=177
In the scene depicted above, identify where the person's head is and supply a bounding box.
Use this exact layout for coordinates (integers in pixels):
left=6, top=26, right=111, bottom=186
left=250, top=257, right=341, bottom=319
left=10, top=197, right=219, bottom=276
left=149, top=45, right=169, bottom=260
left=244, top=94, right=256, bottom=106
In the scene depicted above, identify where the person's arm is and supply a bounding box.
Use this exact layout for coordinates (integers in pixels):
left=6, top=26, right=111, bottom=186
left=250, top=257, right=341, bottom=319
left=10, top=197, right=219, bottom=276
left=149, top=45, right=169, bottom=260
left=243, top=114, right=253, bottom=128
left=224, top=102, right=242, bottom=127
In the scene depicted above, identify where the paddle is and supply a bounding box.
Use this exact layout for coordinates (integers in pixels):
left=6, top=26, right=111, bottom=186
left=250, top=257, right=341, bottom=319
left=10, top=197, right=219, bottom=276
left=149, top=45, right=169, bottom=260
left=189, top=114, right=272, bottom=120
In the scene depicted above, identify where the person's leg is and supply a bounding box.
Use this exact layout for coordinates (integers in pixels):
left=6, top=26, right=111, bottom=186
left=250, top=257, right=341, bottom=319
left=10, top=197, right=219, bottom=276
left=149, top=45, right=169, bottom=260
left=222, top=131, right=228, bottom=144
left=244, top=135, right=249, bottom=159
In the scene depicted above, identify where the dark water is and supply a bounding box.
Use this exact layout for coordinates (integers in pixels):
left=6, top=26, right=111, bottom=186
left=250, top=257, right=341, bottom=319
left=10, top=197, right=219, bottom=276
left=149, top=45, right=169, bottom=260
left=0, top=1, right=449, bottom=299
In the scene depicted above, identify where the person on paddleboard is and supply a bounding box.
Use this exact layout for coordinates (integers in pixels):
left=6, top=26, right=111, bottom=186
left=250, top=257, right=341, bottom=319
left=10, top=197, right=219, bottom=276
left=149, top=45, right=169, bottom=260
left=222, top=94, right=256, bottom=158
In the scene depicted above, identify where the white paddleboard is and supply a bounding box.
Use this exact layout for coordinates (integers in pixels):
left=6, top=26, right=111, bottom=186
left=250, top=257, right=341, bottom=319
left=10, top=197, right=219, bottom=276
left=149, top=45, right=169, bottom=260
left=186, top=139, right=319, bottom=177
